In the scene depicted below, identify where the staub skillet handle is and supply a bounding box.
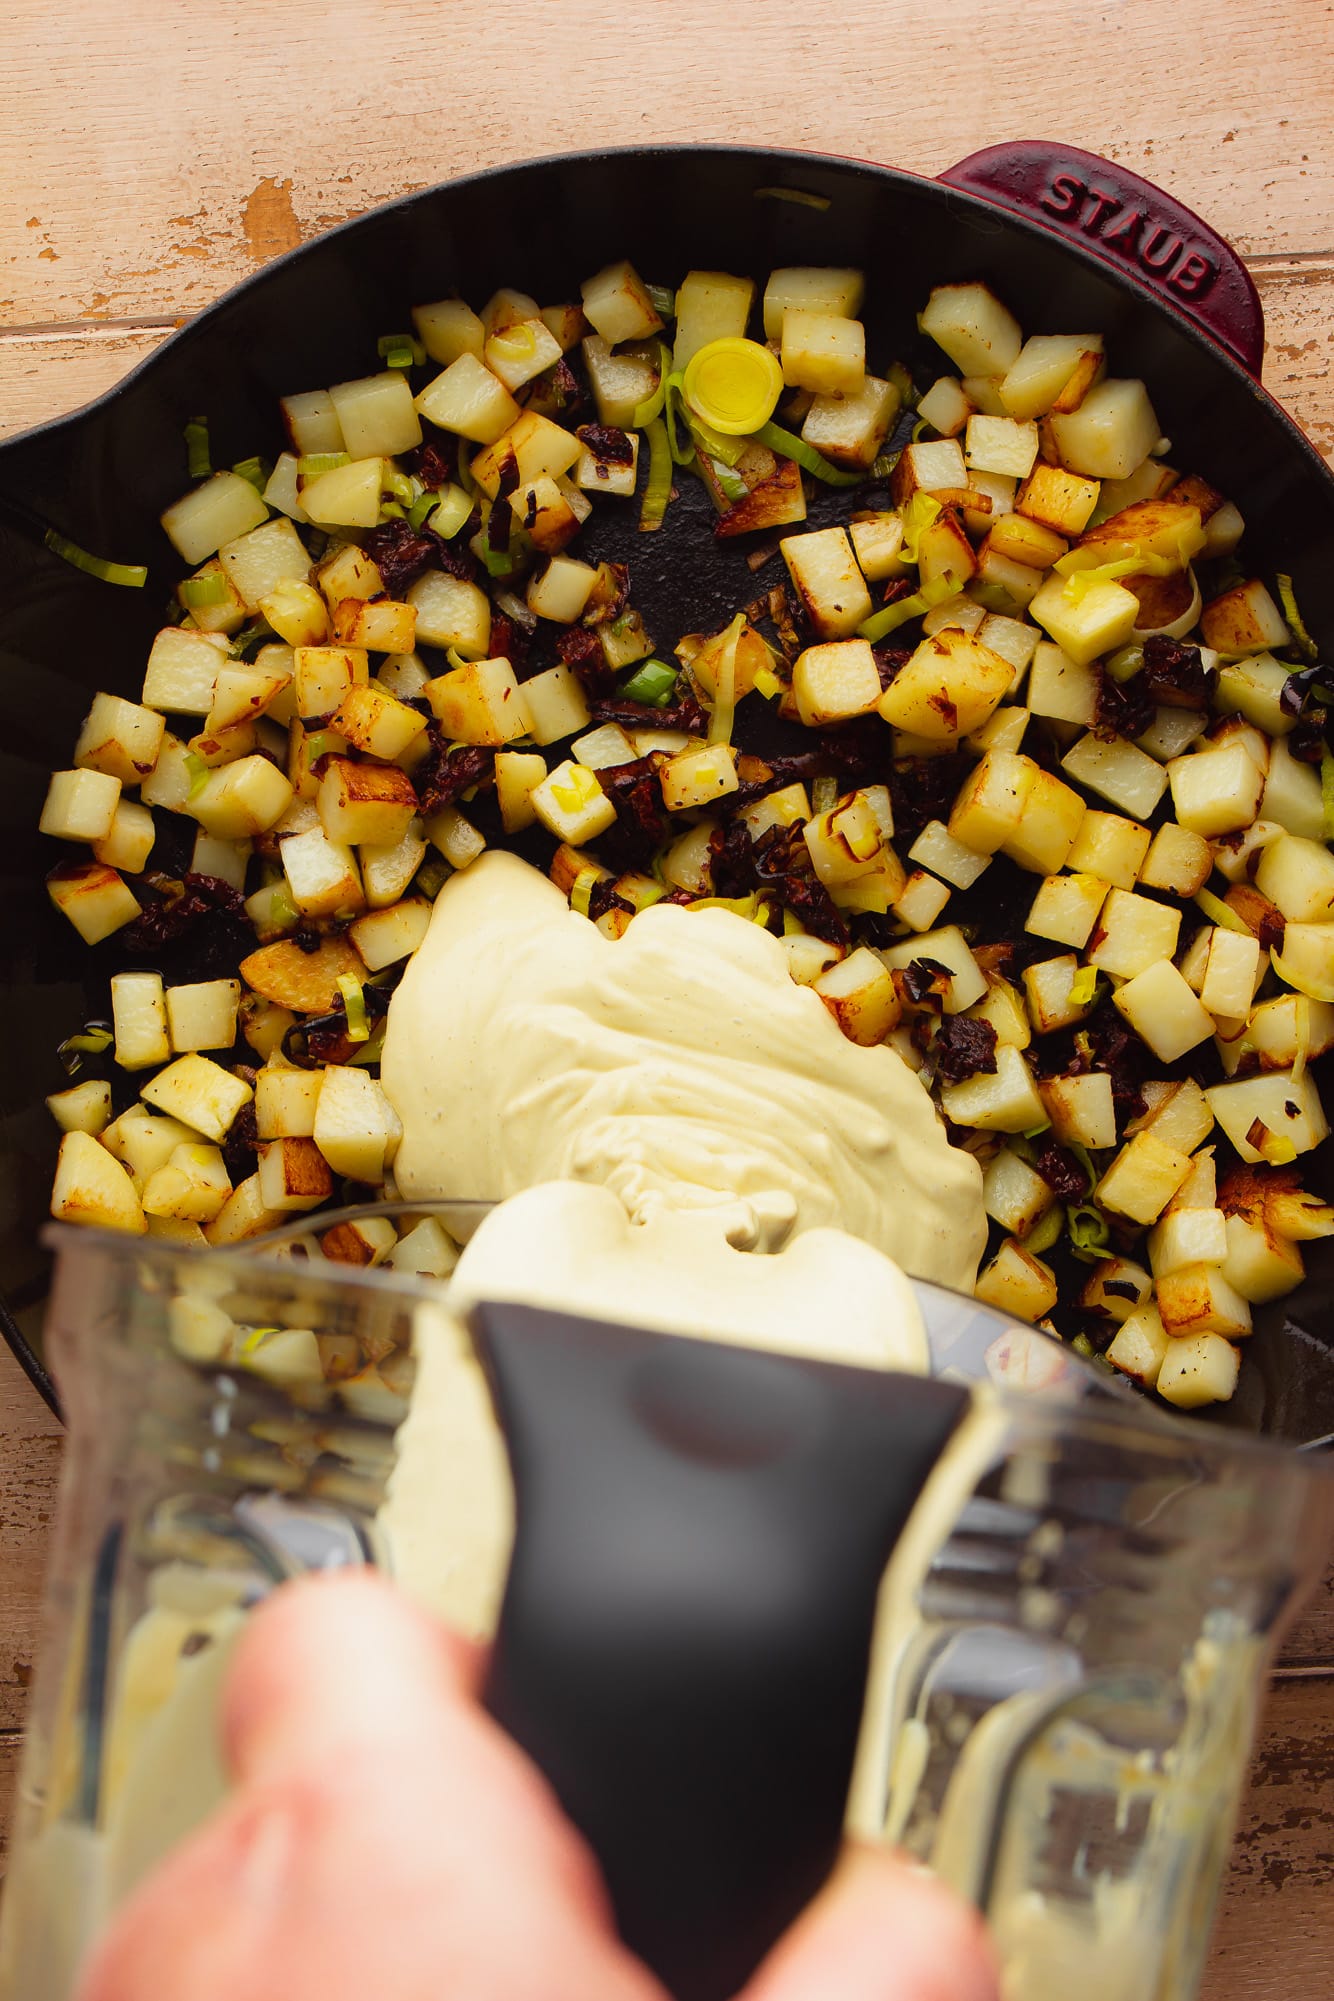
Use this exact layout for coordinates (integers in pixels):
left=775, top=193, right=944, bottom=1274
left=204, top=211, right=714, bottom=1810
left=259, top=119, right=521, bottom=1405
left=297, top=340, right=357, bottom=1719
left=468, top=1302, right=970, bottom=2001
left=939, top=139, right=1265, bottom=377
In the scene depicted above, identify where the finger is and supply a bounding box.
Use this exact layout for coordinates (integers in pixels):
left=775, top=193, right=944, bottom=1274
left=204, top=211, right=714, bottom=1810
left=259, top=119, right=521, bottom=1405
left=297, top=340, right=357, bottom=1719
left=738, top=1844, right=999, bottom=2001
left=221, top=1567, right=485, bottom=1782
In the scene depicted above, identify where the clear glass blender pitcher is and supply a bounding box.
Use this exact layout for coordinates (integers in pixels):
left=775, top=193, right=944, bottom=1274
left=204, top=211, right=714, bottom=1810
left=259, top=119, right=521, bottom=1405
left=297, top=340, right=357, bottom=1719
left=2, top=1209, right=1330, bottom=2001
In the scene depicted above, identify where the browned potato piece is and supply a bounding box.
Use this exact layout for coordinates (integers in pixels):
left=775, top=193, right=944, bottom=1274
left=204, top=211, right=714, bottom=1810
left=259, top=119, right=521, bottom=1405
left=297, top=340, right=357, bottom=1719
left=238, top=934, right=366, bottom=1013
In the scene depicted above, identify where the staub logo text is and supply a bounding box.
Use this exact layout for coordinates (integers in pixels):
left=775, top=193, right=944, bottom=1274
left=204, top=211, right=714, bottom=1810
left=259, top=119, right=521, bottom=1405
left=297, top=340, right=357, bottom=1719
left=1039, top=170, right=1216, bottom=299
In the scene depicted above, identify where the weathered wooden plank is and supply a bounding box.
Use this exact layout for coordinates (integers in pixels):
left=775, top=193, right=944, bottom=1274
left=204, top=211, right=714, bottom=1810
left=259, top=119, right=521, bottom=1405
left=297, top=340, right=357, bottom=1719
left=0, top=1731, right=21, bottom=1875
left=1, top=0, right=1331, bottom=333
left=0, top=325, right=169, bottom=438
left=0, top=1344, right=62, bottom=1736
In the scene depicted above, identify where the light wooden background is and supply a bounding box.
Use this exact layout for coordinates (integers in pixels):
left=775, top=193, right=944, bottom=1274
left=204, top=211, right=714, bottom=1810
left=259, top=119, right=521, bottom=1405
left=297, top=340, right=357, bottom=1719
left=2, top=3, right=1332, bottom=1994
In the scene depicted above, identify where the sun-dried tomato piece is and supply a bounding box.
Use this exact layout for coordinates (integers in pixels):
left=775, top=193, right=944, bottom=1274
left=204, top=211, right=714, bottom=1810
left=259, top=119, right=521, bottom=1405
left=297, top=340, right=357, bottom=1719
left=888, top=750, right=972, bottom=846
left=120, top=873, right=246, bottom=954
left=1093, top=669, right=1155, bottom=742
left=708, top=819, right=759, bottom=898
left=1033, top=1140, right=1088, bottom=1200
left=1140, top=635, right=1211, bottom=709
left=931, top=1013, right=998, bottom=1084
left=360, top=518, right=438, bottom=596
left=593, top=758, right=671, bottom=872
left=576, top=423, right=635, bottom=466
left=751, top=823, right=848, bottom=947
left=414, top=732, right=495, bottom=817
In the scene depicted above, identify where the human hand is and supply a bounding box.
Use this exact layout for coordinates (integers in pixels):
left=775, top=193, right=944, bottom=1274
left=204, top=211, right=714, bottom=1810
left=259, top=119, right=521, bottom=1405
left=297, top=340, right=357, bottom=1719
left=79, top=1571, right=998, bottom=2001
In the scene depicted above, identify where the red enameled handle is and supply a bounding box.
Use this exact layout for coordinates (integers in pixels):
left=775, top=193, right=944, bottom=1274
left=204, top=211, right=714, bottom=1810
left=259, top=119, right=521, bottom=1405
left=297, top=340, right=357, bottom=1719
left=938, top=140, right=1265, bottom=378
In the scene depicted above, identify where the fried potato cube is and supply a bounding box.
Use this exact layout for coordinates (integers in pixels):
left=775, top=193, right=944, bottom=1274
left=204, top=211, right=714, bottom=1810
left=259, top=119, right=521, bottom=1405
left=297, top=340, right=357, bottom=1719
left=889, top=437, right=968, bottom=502
left=1113, top=960, right=1214, bottom=1062
left=1254, top=832, right=1334, bottom=921
left=918, top=284, right=1022, bottom=379
left=142, top=1142, right=233, bottom=1223
left=1205, top=1068, right=1329, bottom=1164
left=574, top=429, right=640, bottom=498
left=973, top=1237, right=1059, bottom=1323
left=1199, top=928, right=1262, bottom=1019
left=331, top=681, right=427, bottom=763
left=316, top=543, right=385, bottom=607
left=348, top=897, right=432, bottom=972
left=300, top=458, right=386, bottom=530
left=40, top=768, right=121, bottom=843
left=313, top=1065, right=402, bottom=1183
left=878, top=629, right=1012, bottom=741
left=203, top=1172, right=290, bottom=1246
left=255, top=1066, right=324, bottom=1140
left=982, top=1147, right=1057, bottom=1239
left=1021, top=954, right=1097, bottom=1035
left=46, top=1079, right=113, bottom=1137
left=412, top=296, right=485, bottom=365
left=947, top=750, right=1035, bottom=855
left=141, top=1055, right=252, bottom=1143
left=1030, top=572, right=1139, bottom=667
left=581, top=336, right=660, bottom=429
left=1157, top=1264, right=1252, bottom=1341
left=256, top=1136, right=334, bottom=1214
left=1015, top=464, right=1102, bottom=538
left=51, top=1130, right=146, bottom=1234
left=781, top=310, right=866, bottom=395
left=1149, top=1205, right=1229, bottom=1278
left=908, top=819, right=991, bottom=890
left=165, top=978, right=242, bottom=1054
left=1166, top=742, right=1266, bottom=837
left=190, top=757, right=295, bottom=840
left=1060, top=732, right=1168, bottom=819
left=47, top=860, right=142, bottom=945
left=425, top=805, right=486, bottom=870
left=800, top=374, right=899, bottom=469
left=1079, top=1256, right=1152, bottom=1323
left=1106, top=1303, right=1170, bottom=1387
left=879, top=925, right=988, bottom=1014
left=423, top=656, right=532, bottom=748
left=1000, top=769, right=1086, bottom=875
left=1040, top=1070, right=1117, bottom=1150
left=316, top=758, right=417, bottom=848
left=915, top=376, right=972, bottom=438
left=1199, top=579, right=1289, bottom=654
left=161, top=470, right=269, bottom=565
left=281, top=825, right=365, bottom=918
left=530, top=761, right=616, bottom=845
left=580, top=259, right=663, bottom=345
left=110, top=970, right=170, bottom=1071
left=494, top=750, right=549, bottom=834
left=965, top=414, right=1040, bottom=480
left=1065, top=810, right=1151, bottom=890
left=75, top=692, right=166, bottom=785
left=406, top=573, right=492, bottom=657
left=793, top=638, right=882, bottom=726
left=940, top=1044, right=1047, bottom=1132
left=763, top=267, right=865, bottom=340
left=1000, top=334, right=1105, bottom=421
left=780, top=527, right=873, bottom=640
left=1025, top=871, right=1109, bottom=949
left=471, top=412, right=582, bottom=498
left=218, top=516, right=312, bottom=612
left=414, top=352, right=521, bottom=444
left=813, top=947, right=900, bottom=1046
left=527, top=555, right=599, bottom=624
left=1156, top=1331, right=1241, bottom=1407
left=329, top=370, right=422, bottom=458
left=1048, top=379, right=1161, bottom=480
left=1221, top=1212, right=1305, bottom=1303
left=1096, top=1132, right=1192, bottom=1224
left=1138, top=821, right=1212, bottom=896
left=892, top=870, right=951, bottom=932
left=1086, top=886, right=1181, bottom=979
left=660, top=745, right=739, bottom=813
left=331, top=598, right=418, bottom=653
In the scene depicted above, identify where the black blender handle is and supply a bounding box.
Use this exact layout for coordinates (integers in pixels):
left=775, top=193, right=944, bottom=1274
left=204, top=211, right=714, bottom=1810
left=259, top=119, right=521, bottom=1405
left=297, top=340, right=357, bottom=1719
left=468, top=1302, right=970, bottom=2001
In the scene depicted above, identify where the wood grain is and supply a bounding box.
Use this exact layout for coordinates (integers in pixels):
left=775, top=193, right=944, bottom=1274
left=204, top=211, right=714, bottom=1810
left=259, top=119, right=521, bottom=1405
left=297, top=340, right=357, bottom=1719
left=0, top=1345, right=62, bottom=1737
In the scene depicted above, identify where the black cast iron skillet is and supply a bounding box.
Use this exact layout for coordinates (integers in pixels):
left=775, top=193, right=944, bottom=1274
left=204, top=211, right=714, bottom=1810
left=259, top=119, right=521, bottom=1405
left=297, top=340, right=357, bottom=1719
left=2, top=139, right=1332, bottom=1999
left=2, top=139, right=1330, bottom=1432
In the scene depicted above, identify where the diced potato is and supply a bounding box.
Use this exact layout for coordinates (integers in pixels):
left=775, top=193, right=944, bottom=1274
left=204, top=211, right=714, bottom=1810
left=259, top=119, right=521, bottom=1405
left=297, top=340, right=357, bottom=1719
left=1040, top=1070, right=1117, bottom=1150
left=376, top=650, right=431, bottom=700
left=1029, top=571, right=1139, bottom=666
left=781, top=935, right=843, bottom=986
left=890, top=437, right=968, bottom=501
left=1048, top=379, right=1160, bottom=480
left=1199, top=579, right=1289, bottom=655
left=573, top=724, right=637, bottom=772
left=1138, top=821, right=1213, bottom=897
left=1166, top=742, right=1266, bottom=838
left=939, top=1043, right=1046, bottom=1131
left=974, top=544, right=1044, bottom=611
left=1199, top=928, right=1263, bottom=1019
left=763, top=267, right=864, bottom=340
left=1060, top=732, right=1169, bottom=819
left=262, top=458, right=310, bottom=527
left=1156, top=1264, right=1252, bottom=1340
left=331, top=599, right=417, bottom=653
left=187, top=716, right=258, bottom=770
left=916, top=376, right=973, bottom=438
left=1156, top=1332, right=1240, bottom=1408
left=190, top=756, right=294, bottom=840
left=962, top=469, right=1016, bottom=537
left=46, top=1078, right=113, bottom=1137
left=1025, top=871, right=1109, bottom=949
left=384, top=1214, right=461, bottom=1279
left=255, top=1065, right=323, bottom=1140
left=1135, top=706, right=1208, bottom=763
left=812, top=947, right=900, bottom=1046
left=1250, top=994, right=1334, bottom=1071
left=1096, top=1131, right=1191, bottom=1224
left=780, top=310, right=865, bottom=395
left=1079, top=1256, right=1153, bottom=1323
left=291, top=644, right=368, bottom=718
left=982, top=512, right=1067, bottom=571
left=1215, top=653, right=1295, bottom=738
left=45, top=856, right=141, bottom=944
left=422, top=806, right=484, bottom=872
left=217, top=516, right=312, bottom=613
left=660, top=745, right=739, bottom=813
left=783, top=637, right=878, bottom=727
left=574, top=429, right=640, bottom=499
left=1221, top=1212, right=1305, bottom=1303
left=141, top=1054, right=252, bottom=1142
left=963, top=976, right=1031, bottom=1050
left=313, top=1064, right=402, bottom=1183
left=1166, top=1148, right=1216, bottom=1212
left=412, top=296, right=485, bottom=365
left=1261, top=737, right=1326, bottom=842
left=1000, top=768, right=1086, bottom=875
left=490, top=749, right=548, bottom=835
left=142, top=1142, right=233, bottom=1223
left=414, top=352, right=520, bottom=444
left=893, top=871, right=951, bottom=932
left=1133, top=1078, right=1214, bottom=1156
left=50, top=1130, right=146, bottom=1234
left=581, top=336, right=659, bottom=429
left=360, top=829, right=426, bottom=910
left=973, top=1238, right=1059, bottom=1323
left=669, top=269, right=755, bottom=369
left=280, top=825, right=364, bottom=918
left=348, top=897, right=432, bottom=973
left=1015, top=464, right=1102, bottom=539
left=281, top=389, right=345, bottom=456
left=1021, top=954, right=1098, bottom=1035
left=1065, top=810, right=1151, bottom=891
left=471, top=412, right=582, bottom=498
left=331, top=682, right=427, bottom=763
left=141, top=626, right=229, bottom=716
left=407, top=572, right=492, bottom=658
left=483, top=316, right=564, bottom=392
left=40, top=767, right=121, bottom=844
left=256, top=1136, right=334, bottom=1214
left=314, top=758, right=417, bottom=850
left=111, top=971, right=170, bottom=1071
left=1205, top=1068, right=1329, bottom=1163
left=908, top=820, right=991, bottom=890
left=801, top=375, right=898, bottom=469
left=316, top=544, right=384, bottom=608
left=320, top=1219, right=400, bottom=1272
left=1255, top=833, right=1334, bottom=922
left=965, top=414, right=1040, bottom=479
left=162, top=978, right=241, bottom=1055
left=1113, top=960, right=1214, bottom=1062
left=206, top=664, right=293, bottom=735
left=1001, top=335, right=1105, bottom=421
left=527, top=554, right=598, bottom=625
left=530, top=760, right=616, bottom=845
left=948, top=750, right=1036, bottom=854
left=1085, top=886, right=1181, bottom=980
left=1272, top=922, right=1334, bottom=1003
left=300, top=458, right=386, bottom=530
left=919, top=284, right=1022, bottom=379
left=1106, top=1304, right=1170, bottom=1387
left=203, top=1172, right=290, bottom=1247
left=75, top=692, right=166, bottom=785
left=515, top=663, right=592, bottom=747
left=982, top=1147, right=1057, bottom=1239
left=780, top=527, right=872, bottom=640
left=580, top=259, right=662, bottom=345
left=879, top=925, right=988, bottom=1014
left=878, top=629, right=1012, bottom=741
left=161, top=471, right=269, bottom=565
left=968, top=703, right=1028, bottom=760
left=1148, top=1205, right=1229, bottom=1277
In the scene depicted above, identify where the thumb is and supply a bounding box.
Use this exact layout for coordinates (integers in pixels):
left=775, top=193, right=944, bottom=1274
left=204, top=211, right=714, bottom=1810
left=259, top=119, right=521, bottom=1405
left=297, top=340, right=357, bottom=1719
left=738, top=1844, right=1000, bottom=2001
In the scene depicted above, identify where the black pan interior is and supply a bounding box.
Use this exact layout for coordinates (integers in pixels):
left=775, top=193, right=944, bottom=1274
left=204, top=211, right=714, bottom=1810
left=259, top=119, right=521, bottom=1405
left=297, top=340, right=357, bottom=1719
left=1, top=145, right=1330, bottom=1436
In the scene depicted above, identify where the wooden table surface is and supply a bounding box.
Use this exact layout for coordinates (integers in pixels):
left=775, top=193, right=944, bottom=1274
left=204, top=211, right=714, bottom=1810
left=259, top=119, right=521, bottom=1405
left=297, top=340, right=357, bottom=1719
left=2, top=3, right=1332, bottom=1992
